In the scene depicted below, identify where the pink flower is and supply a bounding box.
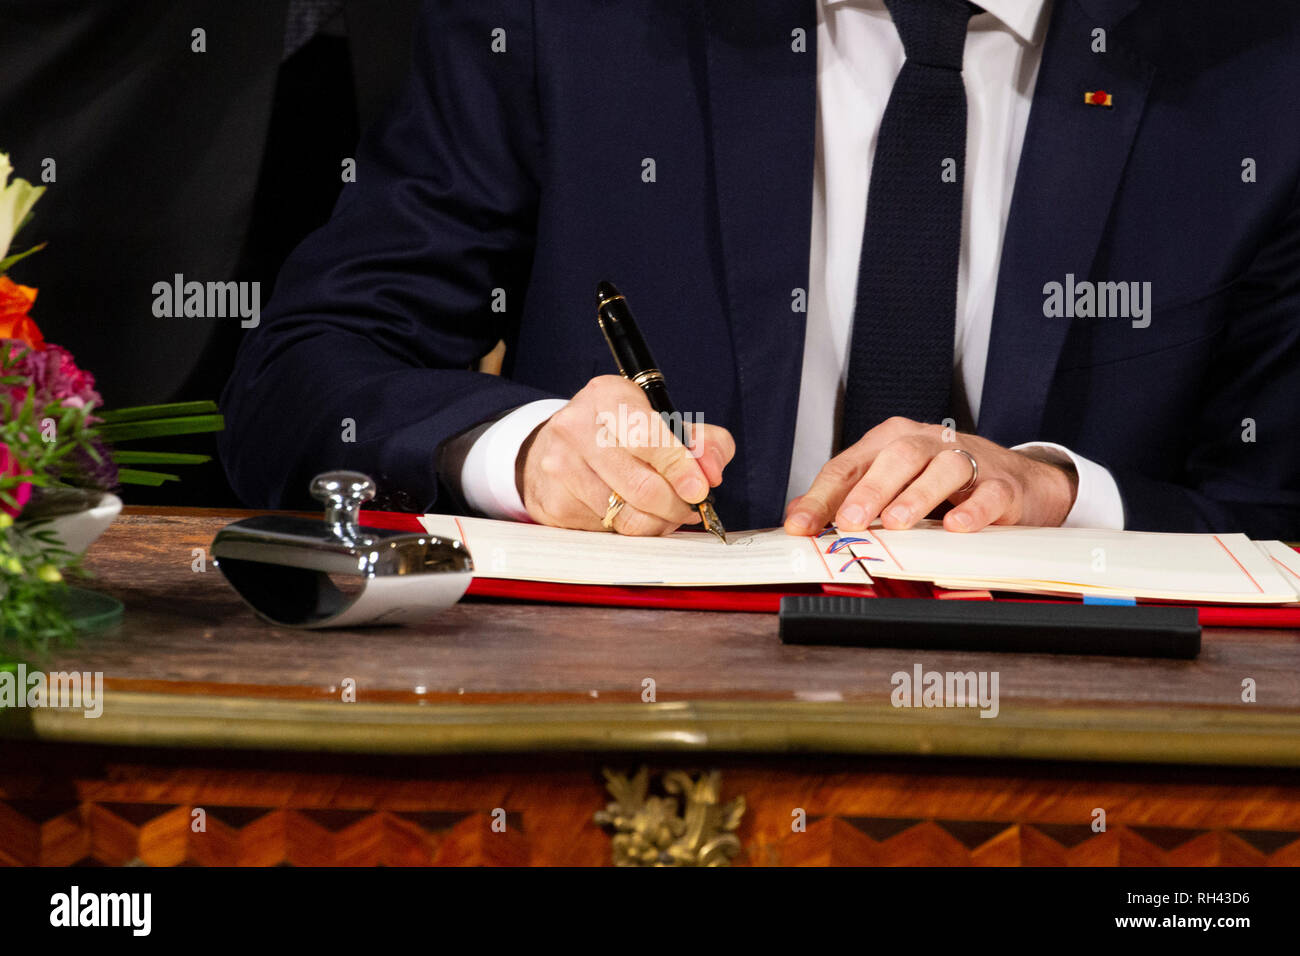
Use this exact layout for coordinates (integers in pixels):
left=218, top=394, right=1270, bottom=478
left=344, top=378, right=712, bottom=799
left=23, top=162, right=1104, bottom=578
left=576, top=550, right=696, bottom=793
left=0, top=440, right=32, bottom=517
left=2, top=340, right=101, bottom=420
left=49, top=344, right=101, bottom=406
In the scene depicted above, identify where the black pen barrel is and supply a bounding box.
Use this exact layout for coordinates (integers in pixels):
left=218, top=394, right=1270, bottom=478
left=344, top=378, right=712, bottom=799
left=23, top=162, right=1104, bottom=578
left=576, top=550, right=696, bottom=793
left=596, top=282, right=660, bottom=380
left=596, top=284, right=690, bottom=441
left=642, top=383, right=690, bottom=444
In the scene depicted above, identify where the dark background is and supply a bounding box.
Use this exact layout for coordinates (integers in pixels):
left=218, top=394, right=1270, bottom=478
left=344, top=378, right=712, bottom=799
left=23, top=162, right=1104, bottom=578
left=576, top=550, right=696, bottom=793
left=0, top=0, right=422, bottom=505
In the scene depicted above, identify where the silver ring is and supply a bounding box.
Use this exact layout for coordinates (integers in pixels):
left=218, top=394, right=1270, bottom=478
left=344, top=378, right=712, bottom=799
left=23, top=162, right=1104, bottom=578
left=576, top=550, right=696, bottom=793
left=601, top=491, right=626, bottom=530
left=947, top=448, right=978, bottom=494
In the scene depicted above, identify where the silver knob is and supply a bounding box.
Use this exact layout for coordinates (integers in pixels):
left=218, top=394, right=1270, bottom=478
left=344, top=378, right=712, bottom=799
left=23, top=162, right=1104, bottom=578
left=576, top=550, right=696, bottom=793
left=310, top=471, right=376, bottom=542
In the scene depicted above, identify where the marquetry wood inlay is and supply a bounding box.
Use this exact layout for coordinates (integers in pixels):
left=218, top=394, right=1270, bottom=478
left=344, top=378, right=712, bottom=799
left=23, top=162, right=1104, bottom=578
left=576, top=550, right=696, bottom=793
left=5, top=796, right=1299, bottom=867
left=3, top=753, right=1300, bottom=866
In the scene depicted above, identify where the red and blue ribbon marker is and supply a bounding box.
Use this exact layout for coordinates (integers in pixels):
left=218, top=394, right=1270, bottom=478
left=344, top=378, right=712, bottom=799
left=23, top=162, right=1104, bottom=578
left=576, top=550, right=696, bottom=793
left=827, top=536, right=873, bottom=553
left=839, top=556, right=885, bottom=572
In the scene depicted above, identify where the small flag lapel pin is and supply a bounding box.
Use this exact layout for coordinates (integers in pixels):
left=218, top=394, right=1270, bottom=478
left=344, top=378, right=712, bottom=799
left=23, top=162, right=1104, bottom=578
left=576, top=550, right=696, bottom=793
left=1085, top=89, right=1114, bottom=107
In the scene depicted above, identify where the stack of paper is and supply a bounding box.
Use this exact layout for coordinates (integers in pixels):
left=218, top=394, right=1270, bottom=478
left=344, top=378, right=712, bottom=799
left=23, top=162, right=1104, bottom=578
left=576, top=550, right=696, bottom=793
left=844, top=521, right=1298, bottom=605
left=417, top=514, right=1300, bottom=606
left=418, top=516, right=871, bottom=587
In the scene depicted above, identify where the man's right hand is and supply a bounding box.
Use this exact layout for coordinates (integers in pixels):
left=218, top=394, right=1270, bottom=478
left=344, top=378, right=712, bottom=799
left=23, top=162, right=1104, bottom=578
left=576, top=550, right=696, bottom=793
left=517, top=375, right=735, bottom=535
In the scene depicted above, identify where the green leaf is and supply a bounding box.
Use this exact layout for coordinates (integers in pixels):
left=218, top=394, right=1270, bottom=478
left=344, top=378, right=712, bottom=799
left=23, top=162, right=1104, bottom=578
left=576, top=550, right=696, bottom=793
left=110, top=451, right=211, bottom=465
left=115, top=468, right=180, bottom=486
left=97, top=414, right=224, bottom=442
left=0, top=241, right=46, bottom=274
left=97, top=401, right=220, bottom=423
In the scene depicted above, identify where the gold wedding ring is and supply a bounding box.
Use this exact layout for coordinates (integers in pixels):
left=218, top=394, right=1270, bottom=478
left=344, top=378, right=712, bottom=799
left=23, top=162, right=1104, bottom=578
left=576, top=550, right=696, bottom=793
left=601, top=491, right=626, bottom=530
left=948, top=448, right=978, bottom=494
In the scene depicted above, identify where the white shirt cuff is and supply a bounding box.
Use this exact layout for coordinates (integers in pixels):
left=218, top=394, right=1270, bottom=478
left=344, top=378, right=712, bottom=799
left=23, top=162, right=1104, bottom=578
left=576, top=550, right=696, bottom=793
left=460, top=399, right=568, bottom=521
left=1011, top=441, right=1125, bottom=530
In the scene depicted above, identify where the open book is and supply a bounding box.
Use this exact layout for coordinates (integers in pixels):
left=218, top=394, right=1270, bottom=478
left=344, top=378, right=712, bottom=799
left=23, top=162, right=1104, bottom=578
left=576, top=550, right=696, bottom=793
left=418, top=514, right=1299, bottom=606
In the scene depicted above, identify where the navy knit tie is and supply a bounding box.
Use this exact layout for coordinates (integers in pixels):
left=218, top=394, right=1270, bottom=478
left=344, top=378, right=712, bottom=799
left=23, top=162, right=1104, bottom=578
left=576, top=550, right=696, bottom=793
left=840, top=0, right=979, bottom=448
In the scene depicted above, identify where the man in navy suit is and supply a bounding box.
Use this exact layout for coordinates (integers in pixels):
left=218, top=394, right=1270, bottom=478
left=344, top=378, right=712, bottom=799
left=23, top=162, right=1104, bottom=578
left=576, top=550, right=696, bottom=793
left=220, top=0, right=1300, bottom=541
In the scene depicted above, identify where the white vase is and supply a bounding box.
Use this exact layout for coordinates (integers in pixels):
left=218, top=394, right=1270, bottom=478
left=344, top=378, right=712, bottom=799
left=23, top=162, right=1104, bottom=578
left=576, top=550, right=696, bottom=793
left=43, top=492, right=123, bottom=554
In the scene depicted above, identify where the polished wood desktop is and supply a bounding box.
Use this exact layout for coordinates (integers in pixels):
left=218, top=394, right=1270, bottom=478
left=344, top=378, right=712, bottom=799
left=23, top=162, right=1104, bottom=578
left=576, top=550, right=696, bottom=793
left=2, top=509, right=1299, bottom=866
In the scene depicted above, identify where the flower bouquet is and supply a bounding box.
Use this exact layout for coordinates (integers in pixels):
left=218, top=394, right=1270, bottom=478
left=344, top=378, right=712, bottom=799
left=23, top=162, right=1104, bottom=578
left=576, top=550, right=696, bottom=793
left=1, top=152, right=223, bottom=656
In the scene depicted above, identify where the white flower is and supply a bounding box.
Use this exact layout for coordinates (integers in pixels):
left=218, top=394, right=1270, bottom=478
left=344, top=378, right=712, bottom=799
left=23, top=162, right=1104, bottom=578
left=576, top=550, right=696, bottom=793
left=0, top=152, right=46, bottom=265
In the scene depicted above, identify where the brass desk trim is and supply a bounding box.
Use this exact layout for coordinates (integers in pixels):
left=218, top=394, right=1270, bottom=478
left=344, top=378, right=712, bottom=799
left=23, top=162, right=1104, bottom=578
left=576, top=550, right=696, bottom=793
left=4, top=692, right=1300, bottom=767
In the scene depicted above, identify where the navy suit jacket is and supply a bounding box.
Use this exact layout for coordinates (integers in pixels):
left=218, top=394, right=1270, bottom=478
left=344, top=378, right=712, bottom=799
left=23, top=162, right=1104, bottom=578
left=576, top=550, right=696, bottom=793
left=220, top=0, right=1300, bottom=538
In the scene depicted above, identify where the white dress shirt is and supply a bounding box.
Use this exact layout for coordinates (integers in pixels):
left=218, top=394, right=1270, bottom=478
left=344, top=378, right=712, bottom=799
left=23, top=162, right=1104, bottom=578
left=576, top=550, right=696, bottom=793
left=461, top=0, right=1125, bottom=530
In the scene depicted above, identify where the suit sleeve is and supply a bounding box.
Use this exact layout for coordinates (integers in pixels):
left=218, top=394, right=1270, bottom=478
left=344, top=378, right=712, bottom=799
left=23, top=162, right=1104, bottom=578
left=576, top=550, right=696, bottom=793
left=219, top=0, right=557, bottom=510
left=1111, top=176, right=1300, bottom=540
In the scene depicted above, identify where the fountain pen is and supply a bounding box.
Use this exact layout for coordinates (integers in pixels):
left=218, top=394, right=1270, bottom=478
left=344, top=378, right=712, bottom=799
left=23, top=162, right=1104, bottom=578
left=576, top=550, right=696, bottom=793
left=595, top=280, right=728, bottom=543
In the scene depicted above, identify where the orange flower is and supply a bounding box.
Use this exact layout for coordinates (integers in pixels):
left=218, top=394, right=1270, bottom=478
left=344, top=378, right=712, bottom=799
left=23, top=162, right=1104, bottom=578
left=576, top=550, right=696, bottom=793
left=0, top=275, right=44, bottom=349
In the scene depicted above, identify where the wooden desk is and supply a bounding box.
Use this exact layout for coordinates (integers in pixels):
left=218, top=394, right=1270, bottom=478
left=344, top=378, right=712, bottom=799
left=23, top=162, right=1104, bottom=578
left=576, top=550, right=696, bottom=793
left=2, top=509, right=1300, bottom=866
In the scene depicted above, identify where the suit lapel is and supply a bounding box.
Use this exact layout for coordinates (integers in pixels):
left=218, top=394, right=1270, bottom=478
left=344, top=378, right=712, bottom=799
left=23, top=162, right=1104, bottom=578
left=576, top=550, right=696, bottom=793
left=703, top=0, right=817, bottom=517
left=978, top=0, right=1155, bottom=444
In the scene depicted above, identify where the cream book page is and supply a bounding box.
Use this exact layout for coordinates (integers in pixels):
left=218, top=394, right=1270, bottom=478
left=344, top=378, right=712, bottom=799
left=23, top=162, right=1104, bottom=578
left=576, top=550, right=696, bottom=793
left=1257, top=541, right=1300, bottom=602
left=418, top=515, right=872, bottom=587
left=842, top=522, right=1298, bottom=604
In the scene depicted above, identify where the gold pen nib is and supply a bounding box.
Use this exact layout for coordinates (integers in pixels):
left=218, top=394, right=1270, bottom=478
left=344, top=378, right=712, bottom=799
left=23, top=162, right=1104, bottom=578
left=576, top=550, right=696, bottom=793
left=697, top=499, right=728, bottom=544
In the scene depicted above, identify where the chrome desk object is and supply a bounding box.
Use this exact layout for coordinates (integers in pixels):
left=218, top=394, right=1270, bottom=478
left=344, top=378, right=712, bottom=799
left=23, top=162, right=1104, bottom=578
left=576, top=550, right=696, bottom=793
left=212, top=471, right=473, bottom=628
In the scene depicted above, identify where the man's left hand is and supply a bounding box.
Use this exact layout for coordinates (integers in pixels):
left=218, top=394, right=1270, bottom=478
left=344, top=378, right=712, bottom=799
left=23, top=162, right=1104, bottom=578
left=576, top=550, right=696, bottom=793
left=784, top=417, right=1078, bottom=535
